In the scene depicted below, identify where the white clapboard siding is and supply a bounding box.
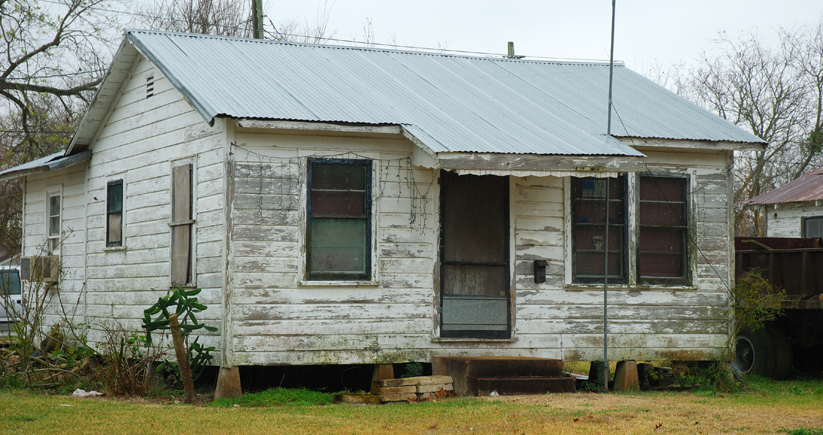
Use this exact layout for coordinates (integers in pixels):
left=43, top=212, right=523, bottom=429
left=23, top=164, right=88, bottom=328
left=228, top=133, right=440, bottom=365
left=766, top=202, right=823, bottom=237
left=62, top=55, right=225, bottom=354
left=225, top=133, right=736, bottom=364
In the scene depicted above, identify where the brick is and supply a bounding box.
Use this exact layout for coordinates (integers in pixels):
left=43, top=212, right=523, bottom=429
left=377, top=378, right=418, bottom=387
left=379, top=393, right=417, bottom=402
left=416, top=384, right=454, bottom=393
left=378, top=375, right=454, bottom=387
left=410, top=376, right=453, bottom=386
left=373, top=364, right=394, bottom=381
left=372, top=386, right=416, bottom=395
left=614, top=360, right=640, bottom=392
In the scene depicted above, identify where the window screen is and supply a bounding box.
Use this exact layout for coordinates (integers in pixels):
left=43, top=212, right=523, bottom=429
left=307, top=160, right=371, bottom=281
left=803, top=217, right=823, bottom=238
left=571, top=176, right=626, bottom=283
left=638, top=176, right=687, bottom=281
left=107, top=180, right=123, bottom=247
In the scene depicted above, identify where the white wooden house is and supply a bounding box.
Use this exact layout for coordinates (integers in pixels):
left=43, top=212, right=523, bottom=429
left=0, top=31, right=765, bottom=372
left=748, top=166, right=823, bottom=237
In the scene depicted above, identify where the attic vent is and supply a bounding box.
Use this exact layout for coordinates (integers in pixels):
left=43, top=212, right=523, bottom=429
left=146, top=75, right=155, bottom=98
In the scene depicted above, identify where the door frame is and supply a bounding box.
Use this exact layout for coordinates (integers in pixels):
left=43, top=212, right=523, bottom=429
left=437, top=171, right=514, bottom=339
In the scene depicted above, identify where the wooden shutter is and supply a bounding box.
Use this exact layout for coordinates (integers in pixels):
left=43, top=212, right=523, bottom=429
left=171, top=164, right=193, bottom=286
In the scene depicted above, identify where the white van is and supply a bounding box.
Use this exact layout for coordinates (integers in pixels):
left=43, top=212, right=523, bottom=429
left=0, top=266, right=22, bottom=334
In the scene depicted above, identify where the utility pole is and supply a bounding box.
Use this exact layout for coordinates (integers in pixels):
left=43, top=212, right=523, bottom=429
left=604, top=0, right=617, bottom=392
left=252, top=0, right=264, bottom=39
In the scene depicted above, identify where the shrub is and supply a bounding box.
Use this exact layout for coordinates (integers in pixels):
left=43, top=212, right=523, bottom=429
left=401, top=360, right=424, bottom=378
left=93, top=324, right=165, bottom=396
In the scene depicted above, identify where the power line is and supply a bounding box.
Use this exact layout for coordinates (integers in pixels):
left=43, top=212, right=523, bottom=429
left=39, top=0, right=616, bottom=63
left=2, top=70, right=106, bottom=80
left=0, top=130, right=74, bottom=134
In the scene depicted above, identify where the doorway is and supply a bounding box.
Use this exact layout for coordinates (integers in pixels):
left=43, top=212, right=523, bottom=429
left=439, top=171, right=510, bottom=338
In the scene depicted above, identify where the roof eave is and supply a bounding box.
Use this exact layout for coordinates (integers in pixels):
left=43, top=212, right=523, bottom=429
left=66, top=37, right=142, bottom=156
left=618, top=136, right=766, bottom=152
left=0, top=151, right=92, bottom=182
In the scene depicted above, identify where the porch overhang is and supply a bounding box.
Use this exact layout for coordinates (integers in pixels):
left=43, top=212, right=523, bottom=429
left=231, top=119, right=647, bottom=177
left=0, top=150, right=92, bottom=182
left=410, top=147, right=646, bottom=178
left=402, top=125, right=646, bottom=177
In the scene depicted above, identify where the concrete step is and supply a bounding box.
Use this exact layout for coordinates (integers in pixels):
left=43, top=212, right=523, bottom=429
left=434, top=356, right=564, bottom=379
left=433, top=356, right=571, bottom=396
left=473, top=376, right=576, bottom=396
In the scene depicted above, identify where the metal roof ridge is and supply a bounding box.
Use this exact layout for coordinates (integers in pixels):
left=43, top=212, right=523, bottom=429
left=125, top=29, right=622, bottom=67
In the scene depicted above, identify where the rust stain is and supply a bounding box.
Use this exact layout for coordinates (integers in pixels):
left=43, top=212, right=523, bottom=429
left=748, top=166, right=823, bottom=204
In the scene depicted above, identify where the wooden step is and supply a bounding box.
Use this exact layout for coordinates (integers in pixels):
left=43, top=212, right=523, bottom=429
left=433, top=356, right=569, bottom=396
left=473, top=376, right=576, bottom=396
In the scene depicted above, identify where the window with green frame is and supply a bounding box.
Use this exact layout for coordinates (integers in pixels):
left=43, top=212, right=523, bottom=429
left=307, top=159, right=371, bottom=281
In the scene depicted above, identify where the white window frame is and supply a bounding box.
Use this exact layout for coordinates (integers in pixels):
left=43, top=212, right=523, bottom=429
left=105, top=178, right=126, bottom=249
left=45, top=186, right=63, bottom=253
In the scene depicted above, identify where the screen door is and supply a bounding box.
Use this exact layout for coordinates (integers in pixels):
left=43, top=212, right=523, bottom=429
left=440, top=171, right=510, bottom=338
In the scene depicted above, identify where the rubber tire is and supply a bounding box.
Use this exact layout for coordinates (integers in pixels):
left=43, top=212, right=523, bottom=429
left=735, top=327, right=776, bottom=377
left=765, top=323, right=793, bottom=380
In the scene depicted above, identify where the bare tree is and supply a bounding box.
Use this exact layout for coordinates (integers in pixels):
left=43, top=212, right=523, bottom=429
left=648, top=21, right=823, bottom=236
left=0, top=0, right=120, bottom=258
left=0, top=0, right=117, bottom=159
left=134, top=0, right=253, bottom=37
left=268, top=0, right=336, bottom=43
left=133, top=0, right=337, bottom=44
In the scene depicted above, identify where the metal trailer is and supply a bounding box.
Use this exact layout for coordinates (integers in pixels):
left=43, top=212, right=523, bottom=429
left=734, top=237, right=823, bottom=378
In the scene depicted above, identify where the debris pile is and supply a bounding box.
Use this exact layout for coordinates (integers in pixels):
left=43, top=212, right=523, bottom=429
left=372, top=375, right=455, bottom=402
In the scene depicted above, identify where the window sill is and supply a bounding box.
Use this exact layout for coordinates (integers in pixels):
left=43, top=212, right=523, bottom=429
left=104, top=246, right=126, bottom=252
left=298, top=280, right=380, bottom=287
left=431, top=336, right=519, bottom=343
left=564, top=284, right=698, bottom=292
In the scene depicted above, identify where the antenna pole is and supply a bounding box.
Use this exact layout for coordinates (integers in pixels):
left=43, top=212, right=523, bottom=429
left=604, top=0, right=617, bottom=391
left=607, top=0, right=616, bottom=136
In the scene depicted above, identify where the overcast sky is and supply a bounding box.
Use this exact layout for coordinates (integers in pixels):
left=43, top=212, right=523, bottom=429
left=264, top=0, right=823, bottom=72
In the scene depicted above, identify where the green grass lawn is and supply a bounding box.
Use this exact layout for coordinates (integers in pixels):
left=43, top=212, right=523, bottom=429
left=2, top=378, right=823, bottom=435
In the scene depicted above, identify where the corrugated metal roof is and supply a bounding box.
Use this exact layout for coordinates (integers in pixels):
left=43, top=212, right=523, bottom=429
left=121, top=30, right=761, bottom=157
left=0, top=151, right=92, bottom=182
left=747, top=167, right=823, bottom=205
